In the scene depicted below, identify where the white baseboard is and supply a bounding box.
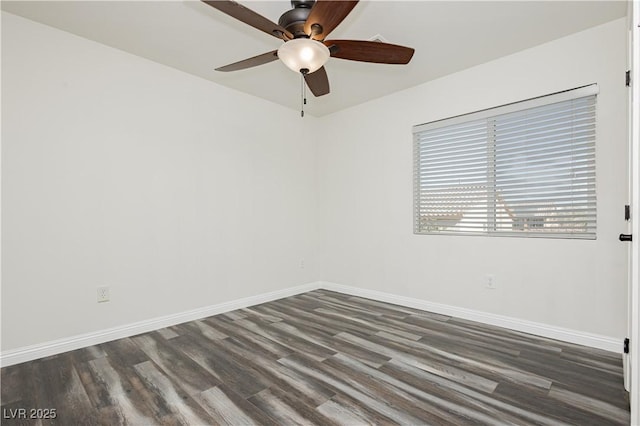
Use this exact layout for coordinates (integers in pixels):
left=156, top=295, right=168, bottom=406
left=319, top=281, right=622, bottom=353
left=0, top=282, right=321, bottom=367
left=1, top=279, right=621, bottom=367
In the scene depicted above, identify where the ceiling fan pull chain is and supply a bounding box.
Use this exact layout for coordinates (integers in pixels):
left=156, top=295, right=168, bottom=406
left=300, top=70, right=307, bottom=118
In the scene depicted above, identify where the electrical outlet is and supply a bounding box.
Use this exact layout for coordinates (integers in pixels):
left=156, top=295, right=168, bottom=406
left=299, top=259, right=305, bottom=269
left=485, top=274, right=496, bottom=289
left=97, top=286, right=110, bottom=303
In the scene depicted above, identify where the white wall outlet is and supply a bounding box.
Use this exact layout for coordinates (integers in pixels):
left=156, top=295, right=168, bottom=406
left=486, top=274, right=496, bottom=290
left=97, top=286, right=110, bottom=303
left=299, top=259, right=305, bottom=269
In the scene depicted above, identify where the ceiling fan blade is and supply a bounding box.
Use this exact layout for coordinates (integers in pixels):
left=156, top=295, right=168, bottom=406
left=201, top=0, right=292, bottom=40
left=215, top=50, right=279, bottom=72
left=324, top=39, right=415, bottom=64
left=304, top=1, right=359, bottom=40
left=304, top=67, right=330, bottom=97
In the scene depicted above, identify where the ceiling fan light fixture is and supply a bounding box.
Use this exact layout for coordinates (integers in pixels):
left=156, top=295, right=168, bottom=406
left=277, top=38, right=330, bottom=74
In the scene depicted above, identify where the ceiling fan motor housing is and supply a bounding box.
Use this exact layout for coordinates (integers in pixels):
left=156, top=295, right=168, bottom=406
left=279, top=0, right=316, bottom=38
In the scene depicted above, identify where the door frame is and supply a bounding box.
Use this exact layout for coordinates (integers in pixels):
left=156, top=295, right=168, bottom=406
left=630, top=1, right=639, bottom=424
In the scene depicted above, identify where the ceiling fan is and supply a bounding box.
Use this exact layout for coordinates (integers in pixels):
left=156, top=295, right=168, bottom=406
left=201, top=0, right=415, bottom=98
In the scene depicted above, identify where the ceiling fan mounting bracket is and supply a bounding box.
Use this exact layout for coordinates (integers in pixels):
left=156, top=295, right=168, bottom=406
left=291, top=0, right=314, bottom=8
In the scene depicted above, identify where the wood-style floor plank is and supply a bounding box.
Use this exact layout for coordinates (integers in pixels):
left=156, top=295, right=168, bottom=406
left=1, top=289, right=630, bottom=425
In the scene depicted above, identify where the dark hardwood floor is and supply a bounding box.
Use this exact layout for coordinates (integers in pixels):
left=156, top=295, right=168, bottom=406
left=1, top=289, right=630, bottom=425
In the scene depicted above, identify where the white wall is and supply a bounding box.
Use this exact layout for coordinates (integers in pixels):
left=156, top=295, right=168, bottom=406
left=1, top=13, right=319, bottom=351
left=317, top=18, right=629, bottom=339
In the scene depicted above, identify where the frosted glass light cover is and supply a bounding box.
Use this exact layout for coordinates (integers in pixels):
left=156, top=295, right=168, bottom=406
left=277, top=38, right=330, bottom=74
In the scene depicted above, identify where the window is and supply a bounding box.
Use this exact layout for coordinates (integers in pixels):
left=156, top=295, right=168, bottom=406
left=413, top=85, right=597, bottom=239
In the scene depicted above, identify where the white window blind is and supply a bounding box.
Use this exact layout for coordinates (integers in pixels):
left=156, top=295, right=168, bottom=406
left=413, top=85, right=597, bottom=239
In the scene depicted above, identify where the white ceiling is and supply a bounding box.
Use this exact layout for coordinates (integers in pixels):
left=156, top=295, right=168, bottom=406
left=1, top=1, right=627, bottom=117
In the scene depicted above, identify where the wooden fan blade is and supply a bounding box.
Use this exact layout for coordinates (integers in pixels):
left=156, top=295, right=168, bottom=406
left=304, top=67, right=330, bottom=97
left=325, top=39, right=415, bottom=64
left=215, top=50, right=279, bottom=72
left=304, top=1, right=358, bottom=40
left=202, top=0, right=292, bottom=40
